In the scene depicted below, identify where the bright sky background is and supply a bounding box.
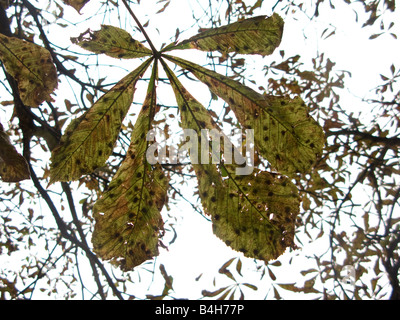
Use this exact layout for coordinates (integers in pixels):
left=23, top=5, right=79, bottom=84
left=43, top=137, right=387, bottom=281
left=1, top=0, right=399, bottom=299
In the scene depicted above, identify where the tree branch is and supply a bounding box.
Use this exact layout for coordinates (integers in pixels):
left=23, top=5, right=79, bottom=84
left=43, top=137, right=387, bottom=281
left=21, top=0, right=104, bottom=90
left=29, top=166, right=124, bottom=299
left=327, top=129, right=400, bottom=146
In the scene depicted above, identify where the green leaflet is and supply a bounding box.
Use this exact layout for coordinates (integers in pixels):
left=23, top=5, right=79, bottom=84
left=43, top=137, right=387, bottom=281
left=214, top=169, right=300, bottom=261
left=49, top=58, right=152, bottom=183
left=0, top=34, right=58, bottom=108
left=0, top=123, right=30, bottom=183
left=92, top=64, right=169, bottom=271
left=71, top=25, right=153, bottom=59
left=62, top=0, right=90, bottom=13
left=162, top=14, right=283, bottom=56
left=163, top=60, right=300, bottom=262
left=165, top=55, right=325, bottom=177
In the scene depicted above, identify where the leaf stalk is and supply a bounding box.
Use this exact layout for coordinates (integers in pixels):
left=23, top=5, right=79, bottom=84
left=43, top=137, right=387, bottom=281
left=121, top=0, right=159, bottom=56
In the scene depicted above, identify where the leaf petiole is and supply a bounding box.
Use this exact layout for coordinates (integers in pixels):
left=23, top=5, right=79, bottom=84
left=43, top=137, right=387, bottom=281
left=121, top=0, right=159, bottom=57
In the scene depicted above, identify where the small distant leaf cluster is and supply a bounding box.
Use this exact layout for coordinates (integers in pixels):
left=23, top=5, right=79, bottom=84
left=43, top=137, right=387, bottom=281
left=202, top=257, right=258, bottom=300
left=0, top=5, right=324, bottom=271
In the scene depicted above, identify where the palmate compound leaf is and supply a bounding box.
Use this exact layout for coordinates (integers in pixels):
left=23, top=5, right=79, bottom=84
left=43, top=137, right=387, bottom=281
left=162, top=13, right=283, bottom=56
left=49, top=58, right=152, bottom=183
left=0, top=123, right=30, bottom=182
left=71, top=25, right=153, bottom=59
left=162, top=60, right=300, bottom=262
left=165, top=55, right=325, bottom=177
left=0, top=34, right=58, bottom=108
left=92, top=64, right=169, bottom=271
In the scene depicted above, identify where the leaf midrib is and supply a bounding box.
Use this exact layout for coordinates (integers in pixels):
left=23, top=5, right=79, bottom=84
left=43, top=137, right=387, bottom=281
left=124, top=67, right=159, bottom=250
left=162, top=59, right=276, bottom=228
left=165, top=55, right=306, bottom=148
left=0, top=37, right=44, bottom=84
left=181, top=26, right=277, bottom=44
left=51, top=58, right=152, bottom=181
left=89, top=41, right=152, bottom=56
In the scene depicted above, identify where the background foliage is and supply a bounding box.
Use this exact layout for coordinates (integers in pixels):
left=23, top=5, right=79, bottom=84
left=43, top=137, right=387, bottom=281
left=0, top=0, right=399, bottom=300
